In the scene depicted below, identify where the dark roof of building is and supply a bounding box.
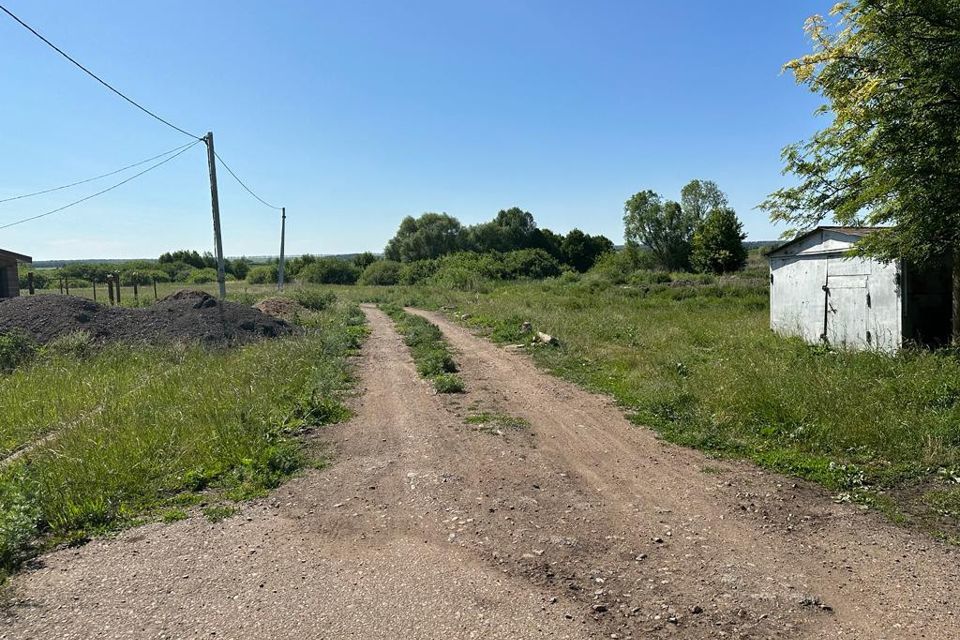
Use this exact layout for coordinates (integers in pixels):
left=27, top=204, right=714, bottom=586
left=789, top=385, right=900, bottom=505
left=768, top=226, right=885, bottom=257
left=0, top=249, right=32, bottom=263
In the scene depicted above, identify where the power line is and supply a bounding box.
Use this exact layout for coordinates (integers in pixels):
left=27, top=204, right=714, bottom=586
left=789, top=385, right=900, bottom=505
left=0, top=3, right=200, bottom=140
left=0, top=141, right=199, bottom=205
left=0, top=140, right=202, bottom=230
left=214, top=151, right=283, bottom=210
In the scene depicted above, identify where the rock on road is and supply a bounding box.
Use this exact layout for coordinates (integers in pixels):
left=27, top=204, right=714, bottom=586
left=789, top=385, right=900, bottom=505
left=2, top=305, right=958, bottom=639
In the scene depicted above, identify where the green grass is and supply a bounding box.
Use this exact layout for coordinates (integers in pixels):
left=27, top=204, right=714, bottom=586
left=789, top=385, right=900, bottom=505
left=379, top=304, right=464, bottom=393
left=465, top=412, right=530, bottom=435
left=314, top=275, right=960, bottom=534
left=0, top=300, right=366, bottom=578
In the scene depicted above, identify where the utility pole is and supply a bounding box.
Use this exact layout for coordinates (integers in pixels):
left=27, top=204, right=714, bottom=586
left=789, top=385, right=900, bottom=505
left=203, top=131, right=227, bottom=299
left=278, top=207, right=286, bottom=291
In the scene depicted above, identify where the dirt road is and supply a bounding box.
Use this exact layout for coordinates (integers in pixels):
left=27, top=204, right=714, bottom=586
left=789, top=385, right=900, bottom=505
left=3, top=306, right=958, bottom=639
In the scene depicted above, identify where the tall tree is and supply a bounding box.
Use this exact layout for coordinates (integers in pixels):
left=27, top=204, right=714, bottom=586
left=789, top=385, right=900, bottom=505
left=690, top=207, right=747, bottom=274
left=623, top=190, right=696, bottom=270
left=384, top=213, right=464, bottom=262
left=681, top=179, right=728, bottom=223
left=761, top=1, right=960, bottom=329
left=561, top=229, right=614, bottom=272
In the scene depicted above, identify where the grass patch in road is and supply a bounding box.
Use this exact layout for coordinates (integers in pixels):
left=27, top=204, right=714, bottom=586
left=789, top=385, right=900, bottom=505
left=0, top=301, right=366, bottom=580
left=465, top=412, right=530, bottom=435
left=202, top=505, right=239, bottom=523
left=380, top=304, right=464, bottom=394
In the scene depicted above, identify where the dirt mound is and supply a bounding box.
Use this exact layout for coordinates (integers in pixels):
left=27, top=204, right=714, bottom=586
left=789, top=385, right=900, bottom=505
left=0, top=292, right=292, bottom=346
left=253, top=297, right=306, bottom=321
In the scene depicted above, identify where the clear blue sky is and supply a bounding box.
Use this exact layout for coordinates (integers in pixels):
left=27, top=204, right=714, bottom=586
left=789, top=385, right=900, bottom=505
left=1, top=1, right=831, bottom=260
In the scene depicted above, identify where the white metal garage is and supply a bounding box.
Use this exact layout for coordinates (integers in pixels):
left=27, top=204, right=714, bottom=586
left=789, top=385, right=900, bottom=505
left=768, top=227, right=952, bottom=352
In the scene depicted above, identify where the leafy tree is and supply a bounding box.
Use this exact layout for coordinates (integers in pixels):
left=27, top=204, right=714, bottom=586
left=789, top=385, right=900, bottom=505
left=561, top=229, right=615, bottom=272
left=623, top=190, right=696, bottom=271
left=384, top=213, right=464, bottom=262
left=761, top=1, right=960, bottom=268
left=353, top=252, right=379, bottom=270
left=284, top=254, right=317, bottom=278
left=159, top=250, right=205, bottom=269
left=690, top=207, right=747, bottom=274
left=463, top=207, right=540, bottom=254
left=681, top=179, right=728, bottom=223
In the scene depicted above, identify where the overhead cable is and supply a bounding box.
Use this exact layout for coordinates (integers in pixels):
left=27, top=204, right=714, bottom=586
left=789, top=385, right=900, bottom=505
left=0, top=141, right=199, bottom=204
left=214, top=151, right=283, bottom=210
left=0, top=140, right=202, bottom=230
left=0, top=3, right=201, bottom=140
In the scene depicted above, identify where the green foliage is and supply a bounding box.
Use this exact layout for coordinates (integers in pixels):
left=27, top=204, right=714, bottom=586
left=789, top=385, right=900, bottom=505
left=623, top=190, right=696, bottom=271
left=299, top=259, right=359, bottom=285
left=352, top=252, right=379, bottom=270
left=561, top=229, right=615, bottom=272
left=500, top=248, right=563, bottom=279
left=0, top=301, right=364, bottom=577
left=690, top=207, right=748, bottom=274
left=359, top=260, right=403, bottom=286
left=762, top=1, right=960, bottom=263
left=0, top=332, right=37, bottom=373
left=246, top=265, right=278, bottom=285
left=680, top=179, right=728, bottom=223
left=202, top=505, right=239, bottom=523
left=432, top=373, right=465, bottom=393
left=185, top=268, right=220, bottom=284
left=290, top=288, right=336, bottom=311
left=381, top=305, right=464, bottom=393
left=384, top=213, right=464, bottom=262
left=17, top=267, right=50, bottom=290
left=382, top=208, right=611, bottom=273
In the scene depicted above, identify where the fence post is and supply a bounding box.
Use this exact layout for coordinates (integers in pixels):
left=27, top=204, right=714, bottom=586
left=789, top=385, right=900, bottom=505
left=153, top=278, right=158, bottom=300
left=65, top=278, right=70, bottom=296
left=115, top=273, right=121, bottom=305
left=108, top=276, right=115, bottom=306
left=92, top=280, right=97, bottom=302
left=133, top=279, right=139, bottom=305
left=58, top=277, right=63, bottom=294
left=27, top=272, right=34, bottom=295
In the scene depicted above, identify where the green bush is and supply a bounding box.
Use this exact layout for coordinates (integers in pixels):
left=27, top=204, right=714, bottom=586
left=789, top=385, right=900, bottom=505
left=290, top=289, right=336, bottom=311
left=0, top=332, right=38, bottom=373
left=185, top=268, right=218, bottom=284
left=300, top=259, right=359, bottom=285
left=359, top=260, right=403, bottom=286
left=501, top=248, right=562, bottom=279
left=246, top=265, right=278, bottom=285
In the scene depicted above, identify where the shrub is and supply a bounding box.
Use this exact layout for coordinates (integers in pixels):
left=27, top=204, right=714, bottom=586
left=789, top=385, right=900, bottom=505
left=501, top=248, right=563, bottom=279
left=299, top=259, right=359, bottom=285
left=399, top=259, right=440, bottom=285
left=359, top=260, right=403, bottom=286
left=290, top=289, right=336, bottom=311
left=0, top=332, right=38, bottom=373
left=185, top=268, right=219, bottom=284
left=246, top=265, right=278, bottom=285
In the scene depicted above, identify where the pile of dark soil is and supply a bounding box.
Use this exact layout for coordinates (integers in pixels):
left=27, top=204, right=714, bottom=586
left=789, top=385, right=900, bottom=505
left=0, top=291, right=292, bottom=345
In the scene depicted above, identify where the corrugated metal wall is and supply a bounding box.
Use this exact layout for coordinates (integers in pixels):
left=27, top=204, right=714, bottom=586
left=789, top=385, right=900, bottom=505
left=769, top=231, right=902, bottom=352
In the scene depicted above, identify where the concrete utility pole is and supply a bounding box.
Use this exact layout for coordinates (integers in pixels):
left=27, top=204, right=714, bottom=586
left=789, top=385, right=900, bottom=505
left=278, top=207, right=286, bottom=291
left=203, top=131, right=227, bottom=299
